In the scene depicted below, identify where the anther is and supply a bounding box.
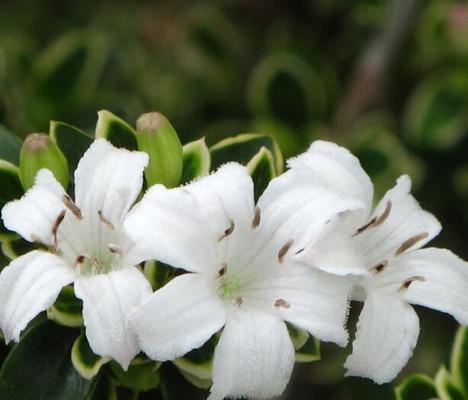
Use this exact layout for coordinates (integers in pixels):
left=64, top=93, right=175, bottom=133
left=62, top=195, right=82, bottom=219
left=108, top=244, right=124, bottom=256
left=354, top=201, right=392, bottom=236
left=98, top=210, right=115, bottom=229
left=233, top=296, right=243, bottom=307
left=218, top=219, right=235, bottom=241
left=399, top=275, right=426, bottom=291
left=251, top=207, right=261, bottom=229
left=371, top=260, right=388, bottom=274
left=274, top=299, right=291, bottom=309
left=218, top=262, right=228, bottom=277
left=354, top=217, right=377, bottom=236
left=395, top=232, right=429, bottom=256
left=278, top=239, right=294, bottom=263
left=75, top=255, right=86, bottom=266
left=294, top=248, right=305, bottom=255
left=52, top=210, right=66, bottom=248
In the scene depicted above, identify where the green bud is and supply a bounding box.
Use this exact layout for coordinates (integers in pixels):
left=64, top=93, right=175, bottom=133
left=19, top=133, right=69, bottom=190
left=136, top=112, right=183, bottom=188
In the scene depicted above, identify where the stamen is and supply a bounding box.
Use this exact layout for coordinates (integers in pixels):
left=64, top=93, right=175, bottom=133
left=278, top=239, right=294, bottom=264
left=354, top=217, right=377, bottom=236
left=52, top=210, right=66, bottom=248
left=294, top=247, right=305, bottom=255
left=98, top=210, right=115, bottom=229
left=108, top=243, right=124, bottom=256
left=218, top=219, right=235, bottom=241
left=395, top=232, right=429, bottom=256
left=75, top=255, right=86, bottom=266
left=218, top=262, right=228, bottom=277
left=399, top=275, right=426, bottom=291
left=62, top=195, right=82, bottom=219
left=371, top=260, right=388, bottom=274
left=353, top=201, right=392, bottom=236
left=274, top=298, right=291, bottom=309
left=233, top=296, right=243, bottom=306
left=251, top=207, right=261, bottom=229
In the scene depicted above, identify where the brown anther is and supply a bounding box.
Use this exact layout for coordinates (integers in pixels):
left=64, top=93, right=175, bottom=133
left=108, top=244, right=124, bottom=256
left=218, top=262, right=228, bottom=277
left=52, top=210, right=66, bottom=248
left=395, top=232, right=429, bottom=256
left=278, top=239, right=295, bottom=264
left=251, top=207, right=261, bottom=229
left=274, top=299, right=291, bottom=309
left=75, top=255, right=86, bottom=265
left=98, top=210, right=115, bottom=229
left=354, top=217, right=377, bottom=236
left=354, top=201, right=393, bottom=236
left=218, top=219, right=235, bottom=241
left=62, top=195, right=82, bottom=219
left=399, top=275, right=426, bottom=291
left=233, top=296, right=243, bottom=307
left=294, top=248, right=305, bottom=255
left=371, top=260, right=388, bottom=274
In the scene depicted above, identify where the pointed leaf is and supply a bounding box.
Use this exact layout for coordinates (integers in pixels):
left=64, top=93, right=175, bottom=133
left=246, top=146, right=276, bottom=202
left=86, top=373, right=117, bottom=400
left=72, top=332, right=110, bottom=380
left=435, top=366, right=465, bottom=400
left=95, top=110, right=137, bottom=151
left=395, top=374, right=437, bottom=400
left=0, top=161, right=23, bottom=232
left=294, top=334, right=321, bottom=363
left=181, top=138, right=210, bottom=184
left=160, top=363, right=207, bottom=400
left=0, top=124, right=21, bottom=165
left=109, top=358, right=161, bottom=392
left=451, top=326, right=468, bottom=396
left=143, top=261, right=179, bottom=291
left=1, top=235, right=36, bottom=260
left=47, top=285, right=83, bottom=328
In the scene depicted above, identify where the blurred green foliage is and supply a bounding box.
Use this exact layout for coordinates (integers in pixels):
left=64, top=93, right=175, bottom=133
left=1, top=0, right=468, bottom=398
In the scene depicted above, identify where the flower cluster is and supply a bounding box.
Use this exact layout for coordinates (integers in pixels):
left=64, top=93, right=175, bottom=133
left=0, top=138, right=467, bottom=399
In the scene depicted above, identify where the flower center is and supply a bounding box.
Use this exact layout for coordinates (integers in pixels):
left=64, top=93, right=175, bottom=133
left=217, top=274, right=241, bottom=300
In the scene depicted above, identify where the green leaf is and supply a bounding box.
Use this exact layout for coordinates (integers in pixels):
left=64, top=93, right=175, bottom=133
left=95, top=110, right=137, bottom=151
left=160, top=363, right=208, bottom=400
left=435, top=366, right=465, bottom=400
left=0, top=235, right=35, bottom=260
left=0, top=317, right=91, bottom=400
left=450, top=326, right=468, bottom=396
left=47, top=285, right=83, bottom=328
left=294, top=334, right=321, bottom=363
left=0, top=161, right=23, bottom=232
left=85, top=373, right=117, bottom=400
left=109, top=358, right=161, bottom=392
left=143, top=261, right=179, bottom=291
left=71, top=333, right=110, bottom=380
left=246, top=146, right=276, bottom=202
left=50, top=121, right=93, bottom=175
left=181, top=137, right=210, bottom=184
left=395, top=374, right=437, bottom=400
left=210, top=133, right=284, bottom=174
left=0, top=124, right=21, bottom=165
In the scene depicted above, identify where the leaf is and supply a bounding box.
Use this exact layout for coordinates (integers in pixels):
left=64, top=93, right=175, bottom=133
left=160, top=363, right=208, bottom=400
left=0, top=161, right=23, bottom=232
left=109, top=357, right=161, bottom=392
left=181, top=137, right=210, bottom=184
left=246, top=146, right=276, bottom=202
left=85, top=373, right=117, bottom=400
left=143, top=261, right=179, bottom=291
left=47, top=285, right=83, bottom=328
left=0, top=317, right=92, bottom=400
left=71, top=333, right=110, bottom=380
left=0, top=124, right=21, bottom=165
left=50, top=121, right=93, bottom=175
left=294, top=334, right=321, bottom=363
left=95, top=110, right=137, bottom=151
left=435, top=366, right=465, bottom=400
left=0, top=235, right=35, bottom=260
left=395, top=374, right=438, bottom=400
left=450, top=326, right=468, bottom=396
left=210, top=133, right=283, bottom=174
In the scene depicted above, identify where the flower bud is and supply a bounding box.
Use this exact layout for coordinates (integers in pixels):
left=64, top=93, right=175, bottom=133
left=19, top=133, right=69, bottom=190
left=136, top=112, right=183, bottom=188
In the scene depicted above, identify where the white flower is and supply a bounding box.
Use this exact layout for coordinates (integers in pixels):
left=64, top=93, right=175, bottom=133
left=289, top=140, right=468, bottom=383
left=0, top=139, right=153, bottom=369
left=124, top=163, right=360, bottom=400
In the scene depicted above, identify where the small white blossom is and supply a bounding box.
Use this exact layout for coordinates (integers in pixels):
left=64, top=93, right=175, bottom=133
left=124, top=163, right=359, bottom=400
left=0, top=139, right=152, bottom=369
left=289, top=140, right=468, bottom=383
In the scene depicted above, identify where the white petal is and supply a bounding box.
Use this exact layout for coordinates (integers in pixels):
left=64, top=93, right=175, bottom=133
left=74, top=139, right=148, bottom=227
left=74, top=266, right=152, bottom=369
left=125, top=163, right=254, bottom=274
left=384, top=248, right=468, bottom=325
left=244, top=264, right=351, bottom=346
left=2, top=169, right=67, bottom=246
left=209, top=309, right=295, bottom=400
left=132, top=273, right=227, bottom=361
left=344, top=293, right=419, bottom=384
left=355, top=175, right=441, bottom=268
left=0, top=251, right=74, bottom=343
left=288, top=140, right=374, bottom=212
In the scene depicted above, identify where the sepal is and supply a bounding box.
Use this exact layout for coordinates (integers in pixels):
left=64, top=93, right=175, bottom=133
left=95, top=110, right=137, bottom=151
left=181, top=137, right=210, bottom=184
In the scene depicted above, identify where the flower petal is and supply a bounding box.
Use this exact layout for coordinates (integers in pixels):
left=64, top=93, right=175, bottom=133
left=0, top=250, right=74, bottom=343
left=74, top=266, right=152, bottom=369
left=2, top=169, right=67, bottom=246
left=355, top=175, right=441, bottom=268
left=288, top=140, right=374, bottom=212
left=74, top=139, right=148, bottom=227
left=344, top=293, right=419, bottom=384
left=244, top=264, right=351, bottom=346
left=125, top=163, right=254, bottom=274
left=208, top=309, right=295, bottom=400
left=131, top=273, right=226, bottom=361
